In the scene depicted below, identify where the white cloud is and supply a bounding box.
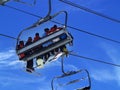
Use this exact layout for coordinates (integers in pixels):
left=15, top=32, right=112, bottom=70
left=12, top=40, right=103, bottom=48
left=100, top=43, right=120, bottom=85
left=8, top=60, right=21, bottom=66
left=65, top=64, right=79, bottom=71
left=91, top=69, right=116, bottom=82
left=0, top=49, right=24, bottom=69
left=0, top=50, right=15, bottom=61
left=44, top=58, right=79, bottom=72
left=0, top=49, right=78, bottom=90
left=0, top=74, right=46, bottom=87
left=37, top=82, right=52, bottom=90
left=37, top=80, right=66, bottom=90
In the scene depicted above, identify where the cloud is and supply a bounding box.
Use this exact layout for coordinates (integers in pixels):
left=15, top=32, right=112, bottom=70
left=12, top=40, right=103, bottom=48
left=44, top=59, right=79, bottom=73
left=0, top=49, right=24, bottom=69
left=37, top=82, right=52, bottom=90
left=8, top=60, right=21, bottom=66
left=0, top=50, right=15, bottom=61
left=100, top=43, right=120, bottom=85
left=0, top=49, right=78, bottom=90
left=0, top=74, right=47, bottom=88
left=0, top=75, right=46, bottom=83
left=64, top=64, right=79, bottom=71
left=91, top=69, right=116, bottom=82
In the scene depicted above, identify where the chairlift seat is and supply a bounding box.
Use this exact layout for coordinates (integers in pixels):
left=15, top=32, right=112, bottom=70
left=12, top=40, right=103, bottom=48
left=51, top=70, right=91, bottom=90
left=17, top=28, right=73, bottom=61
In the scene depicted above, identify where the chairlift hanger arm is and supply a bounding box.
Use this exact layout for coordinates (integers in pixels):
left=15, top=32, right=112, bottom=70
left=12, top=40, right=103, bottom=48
left=51, top=76, right=57, bottom=90
left=61, top=55, right=81, bottom=75
left=80, top=69, right=91, bottom=89
left=46, top=0, right=51, bottom=17
left=18, top=0, right=52, bottom=30
left=37, top=11, right=68, bottom=27
left=24, top=10, right=68, bottom=31
left=58, top=57, right=91, bottom=89
left=50, top=11, right=68, bottom=28
left=32, top=10, right=68, bottom=30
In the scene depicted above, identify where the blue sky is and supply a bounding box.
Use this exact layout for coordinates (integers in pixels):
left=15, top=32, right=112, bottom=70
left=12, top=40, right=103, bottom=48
left=0, top=0, right=120, bottom=90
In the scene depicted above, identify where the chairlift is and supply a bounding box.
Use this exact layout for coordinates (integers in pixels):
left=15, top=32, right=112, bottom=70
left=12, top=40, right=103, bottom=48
left=0, top=0, right=36, bottom=6
left=16, top=0, right=73, bottom=67
left=51, top=69, right=91, bottom=90
left=51, top=54, right=91, bottom=90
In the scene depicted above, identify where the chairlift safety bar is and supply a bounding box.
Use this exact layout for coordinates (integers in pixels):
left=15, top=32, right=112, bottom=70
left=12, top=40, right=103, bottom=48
left=22, top=38, right=72, bottom=61
left=17, top=29, right=70, bottom=55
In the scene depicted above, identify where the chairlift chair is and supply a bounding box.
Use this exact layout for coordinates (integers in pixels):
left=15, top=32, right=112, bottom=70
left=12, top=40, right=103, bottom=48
left=16, top=0, right=73, bottom=65
left=51, top=69, right=91, bottom=90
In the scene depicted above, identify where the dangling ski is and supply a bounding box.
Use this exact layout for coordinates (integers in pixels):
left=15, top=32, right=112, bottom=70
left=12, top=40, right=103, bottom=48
left=24, top=67, right=41, bottom=76
left=47, top=52, right=64, bottom=62
left=46, top=50, right=73, bottom=63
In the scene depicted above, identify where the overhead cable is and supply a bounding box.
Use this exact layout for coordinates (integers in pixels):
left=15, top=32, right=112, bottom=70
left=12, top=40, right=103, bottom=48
left=1, top=5, right=120, bottom=68
left=51, top=20, right=120, bottom=44
left=59, top=0, right=120, bottom=23
left=69, top=53, right=120, bottom=68
left=5, top=4, right=40, bottom=18
left=0, top=33, right=17, bottom=40
left=3, top=4, right=120, bottom=44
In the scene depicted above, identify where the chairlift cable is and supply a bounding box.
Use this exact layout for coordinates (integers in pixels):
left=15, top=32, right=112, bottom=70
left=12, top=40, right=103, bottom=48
left=59, top=0, right=120, bottom=23
left=1, top=32, right=119, bottom=69
left=0, top=33, right=27, bottom=43
left=66, top=25, right=120, bottom=44
left=69, top=52, right=120, bottom=68
left=0, top=33, right=17, bottom=40
left=4, top=4, right=40, bottom=18
left=51, top=20, right=120, bottom=44
left=4, top=4, right=120, bottom=45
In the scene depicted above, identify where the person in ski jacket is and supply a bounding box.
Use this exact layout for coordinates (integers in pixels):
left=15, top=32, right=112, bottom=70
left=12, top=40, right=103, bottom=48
left=17, top=41, right=25, bottom=60
left=25, top=37, right=34, bottom=73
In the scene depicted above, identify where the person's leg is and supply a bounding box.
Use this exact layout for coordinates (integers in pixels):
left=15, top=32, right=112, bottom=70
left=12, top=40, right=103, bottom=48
left=26, top=59, right=34, bottom=72
left=44, top=53, right=50, bottom=62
